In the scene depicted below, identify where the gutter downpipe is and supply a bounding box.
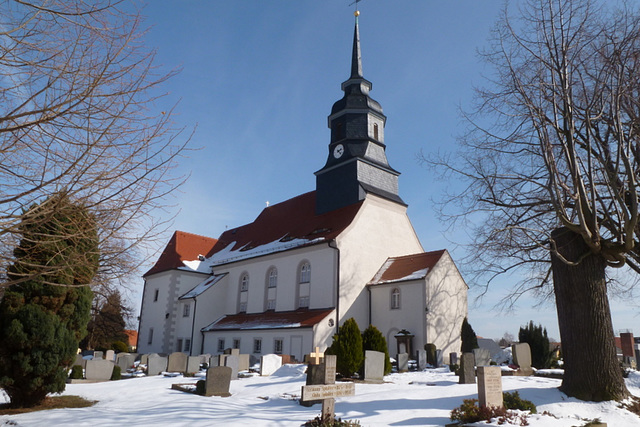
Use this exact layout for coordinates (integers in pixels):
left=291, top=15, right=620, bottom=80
left=329, top=240, right=340, bottom=335
left=189, top=296, right=197, bottom=356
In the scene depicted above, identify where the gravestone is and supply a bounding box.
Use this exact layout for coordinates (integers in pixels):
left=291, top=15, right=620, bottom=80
left=450, top=352, right=458, bottom=366
left=425, top=343, right=437, bottom=366
left=147, top=354, right=168, bottom=376
left=477, top=366, right=503, bottom=408
left=85, top=359, right=115, bottom=381
left=167, top=352, right=188, bottom=373
left=140, top=354, right=149, bottom=365
left=209, top=354, right=220, bottom=367
left=238, top=354, right=250, bottom=372
left=301, top=354, right=354, bottom=422
left=364, top=350, right=385, bottom=383
left=186, top=356, right=201, bottom=374
left=105, top=350, right=115, bottom=361
left=473, top=348, right=491, bottom=366
left=200, top=353, right=211, bottom=366
left=436, top=349, right=443, bottom=367
left=116, top=353, right=136, bottom=371
left=260, top=354, right=282, bottom=376
left=74, top=354, right=87, bottom=369
left=459, top=352, right=476, bottom=384
left=416, top=349, right=427, bottom=371
left=511, top=343, right=533, bottom=376
left=301, top=349, right=331, bottom=407
left=224, top=355, right=239, bottom=380
left=93, top=351, right=104, bottom=360
left=224, top=348, right=240, bottom=357
left=219, top=354, right=228, bottom=367
left=205, top=366, right=232, bottom=397
left=397, top=353, right=409, bottom=373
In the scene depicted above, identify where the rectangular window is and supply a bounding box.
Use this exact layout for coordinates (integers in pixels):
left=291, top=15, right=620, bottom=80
left=153, top=289, right=159, bottom=302
left=274, top=338, right=283, bottom=354
left=253, top=338, right=262, bottom=354
left=217, top=338, right=225, bottom=352
left=176, top=338, right=183, bottom=353
left=267, top=299, right=276, bottom=310
left=233, top=338, right=240, bottom=349
left=183, top=303, right=190, bottom=317
left=184, top=339, right=191, bottom=352
left=299, top=296, right=310, bottom=308
left=148, top=328, right=154, bottom=345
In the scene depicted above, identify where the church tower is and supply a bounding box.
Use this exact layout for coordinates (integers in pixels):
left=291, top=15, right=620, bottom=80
left=315, top=13, right=404, bottom=215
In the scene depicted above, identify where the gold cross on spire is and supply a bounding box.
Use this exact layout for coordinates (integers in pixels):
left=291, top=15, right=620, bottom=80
left=349, top=0, right=362, bottom=17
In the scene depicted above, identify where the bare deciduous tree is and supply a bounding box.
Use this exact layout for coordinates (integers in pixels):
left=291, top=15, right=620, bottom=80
left=426, top=0, right=640, bottom=401
left=0, top=1, right=190, bottom=291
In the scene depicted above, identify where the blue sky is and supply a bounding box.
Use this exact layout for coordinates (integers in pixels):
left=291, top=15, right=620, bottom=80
left=135, top=1, right=638, bottom=341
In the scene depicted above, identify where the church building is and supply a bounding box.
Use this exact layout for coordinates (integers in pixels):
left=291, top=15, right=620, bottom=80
left=137, top=15, right=468, bottom=364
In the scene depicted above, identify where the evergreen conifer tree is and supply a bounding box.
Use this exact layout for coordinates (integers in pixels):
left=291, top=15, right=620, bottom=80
left=460, top=317, right=479, bottom=353
left=518, top=321, right=552, bottom=369
left=326, top=317, right=363, bottom=378
left=362, top=324, right=392, bottom=375
left=0, top=193, right=99, bottom=407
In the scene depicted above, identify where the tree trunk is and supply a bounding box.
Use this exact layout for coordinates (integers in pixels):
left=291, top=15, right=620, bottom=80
left=551, top=227, right=628, bottom=401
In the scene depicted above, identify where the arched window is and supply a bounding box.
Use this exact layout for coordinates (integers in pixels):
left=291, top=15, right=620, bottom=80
left=299, top=262, right=311, bottom=283
left=391, top=288, right=400, bottom=309
left=267, top=267, right=277, bottom=288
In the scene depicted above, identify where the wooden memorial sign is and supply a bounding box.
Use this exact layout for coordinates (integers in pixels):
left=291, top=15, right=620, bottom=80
left=301, top=354, right=353, bottom=421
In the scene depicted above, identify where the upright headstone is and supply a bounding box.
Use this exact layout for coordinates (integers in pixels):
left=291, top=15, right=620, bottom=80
left=74, top=354, right=87, bottom=369
left=186, top=356, right=201, bottom=374
left=473, top=348, right=491, bottom=367
left=425, top=343, right=437, bottom=366
left=416, top=349, right=427, bottom=371
left=116, top=353, right=136, bottom=371
left=301, top=348, right=328, bottom=407
left=436, top=349, right=443, bottom=367
left=477, top=366, right=503, bottom=408
left=205, top=366, right=232, bottom=397
left=167, top=352, right=188, bottom=373
left=364, top=350, right=385, bottom=383
left=93, top=351, right=104, bottom=360
left=85, top=359, right=115, bottom=381
left=139, top=354, right=149, bottom=365
left=397, top=353, right=409, bottom=373
left=200, top=353, right=211, bottom=366
left=209, top=354, right=220, bottom=367
left=260, top=354, right=282, bottom=376
left=238, top=354, right=250, bottom=372
left=459, top=352, right=476, bottom=384
left=225, top=355, right=239, bottom=380
left=219, top=354, right=228, bottom=367
left=224, top=348, right=240, bottom=357
left=147, top=354, right=168, bottom=376
left=450, top=352, right=458, bottom=366
left=105, top=350, right=115, bottom=361
left=511, top=343, right=533, bottom=376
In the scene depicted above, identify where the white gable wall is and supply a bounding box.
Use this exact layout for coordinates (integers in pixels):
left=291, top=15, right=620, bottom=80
left=336, top=195, right=423, bottom=329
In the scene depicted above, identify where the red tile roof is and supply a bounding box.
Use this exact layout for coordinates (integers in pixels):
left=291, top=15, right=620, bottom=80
left=207, top=191, right=363, bottom=263
left=202, top=308, right=335, bottom=332
left=124, top=329, right=138, bottom=348
left=144, top=231, right=218, bottom=277
left=368, top=250, right=446, bottom=285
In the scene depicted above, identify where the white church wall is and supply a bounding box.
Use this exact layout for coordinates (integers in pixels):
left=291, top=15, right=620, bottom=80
left=336, top=195, right=423, bottom=329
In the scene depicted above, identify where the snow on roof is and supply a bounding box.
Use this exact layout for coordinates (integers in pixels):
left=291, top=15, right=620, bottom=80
left=368, top=250, right=446, bottom=285
left=179, top=273, right=227, bottom=300
left=143, top=231, right=218, bottom=277
left=201, top=308, right=334, bottom=332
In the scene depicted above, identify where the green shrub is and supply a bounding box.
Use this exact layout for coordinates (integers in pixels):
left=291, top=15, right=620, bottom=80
left=326, top=318, right=363, bottom=378
left=450, top=398, right=530, bottom=426
left=110, top=365, right=121, bottom=381
left=362, top=324, right=392, bottom=375
left=69, top=365, right=84, bottom=380
left=111, top=341, right=129, bottom=353
left=503, top=391, right=536, bottom=413
left=195, top=380, right=206, bottom=395
left=518, top=321, right=554, bottom=369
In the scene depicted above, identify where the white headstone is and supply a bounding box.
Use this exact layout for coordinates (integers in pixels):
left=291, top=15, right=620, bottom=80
left=364, top=350, right=385, bottom=383
left=85, top=359, right=114, bottom=381
left=260, top=354, right=282, bottom=376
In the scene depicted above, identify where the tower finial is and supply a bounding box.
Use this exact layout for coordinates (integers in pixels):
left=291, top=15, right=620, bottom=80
left=350, top=0, right=362, bottom=21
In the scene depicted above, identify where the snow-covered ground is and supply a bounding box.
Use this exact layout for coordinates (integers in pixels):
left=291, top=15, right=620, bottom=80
left=2, top=365, right=640, bottom=426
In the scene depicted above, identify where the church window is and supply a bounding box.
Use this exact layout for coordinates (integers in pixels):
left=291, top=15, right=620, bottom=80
left=274, top=338, right=283, bottom=354
left=391, top=288, right=400, bottom=309
left=374, top=123, right=379, bottom=140
left=240, top=273, right=249, bottom=292
left=267, top=267, right=277, bottom=288
left=233, top=338, right=240, bottom=349
left=153, top=289, right=159, bottom=302
left=183, top=303, right=190, bottom=317
left=176, top=339, right=183, bottom=352
left=148, top=328, right=154, bottom=345
left=300, top=262, right=311, bottom=283
left=184, top=339, right=191, bottom=352
left=254, top=338, right=262, bottom=354
left=218, top=338, right=225, bottom=352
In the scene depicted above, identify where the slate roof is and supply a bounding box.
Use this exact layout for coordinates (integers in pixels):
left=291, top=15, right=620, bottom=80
left=205, top=191, right=363, bottom=266
left=143, top=231, right=218, bottom=277
left=202, top=308, right=335, bottom=332
left=368, top=250, right=446, bottom=285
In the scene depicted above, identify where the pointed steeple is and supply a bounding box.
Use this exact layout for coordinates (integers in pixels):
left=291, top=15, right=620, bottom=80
left=315, top=11, right=404, bottom=215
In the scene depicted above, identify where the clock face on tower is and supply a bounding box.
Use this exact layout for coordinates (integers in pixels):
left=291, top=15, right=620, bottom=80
left=333, top=144, right=345, bottom=159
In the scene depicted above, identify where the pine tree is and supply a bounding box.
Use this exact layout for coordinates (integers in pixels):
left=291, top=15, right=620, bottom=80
left=0, top=193, right=99, bottom=407
left=326, top=317, right=363, bottom=378
left=518, top=321, right=552, bottom=369
left=82, top=290, right=130, bottom=351
left=460, top=317, right=479, bottom=353
left=362, top=324, right=392, bottom=375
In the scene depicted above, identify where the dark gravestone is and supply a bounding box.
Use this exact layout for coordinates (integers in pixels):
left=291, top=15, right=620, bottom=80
left=205, top=366, right=232, bottom=397
left=459, top=352, right=476, bottom=384
left=449, top=352, right=458, bottom=366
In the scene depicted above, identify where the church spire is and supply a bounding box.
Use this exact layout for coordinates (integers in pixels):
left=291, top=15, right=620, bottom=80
left=314, top=9, right=404, bottom=215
